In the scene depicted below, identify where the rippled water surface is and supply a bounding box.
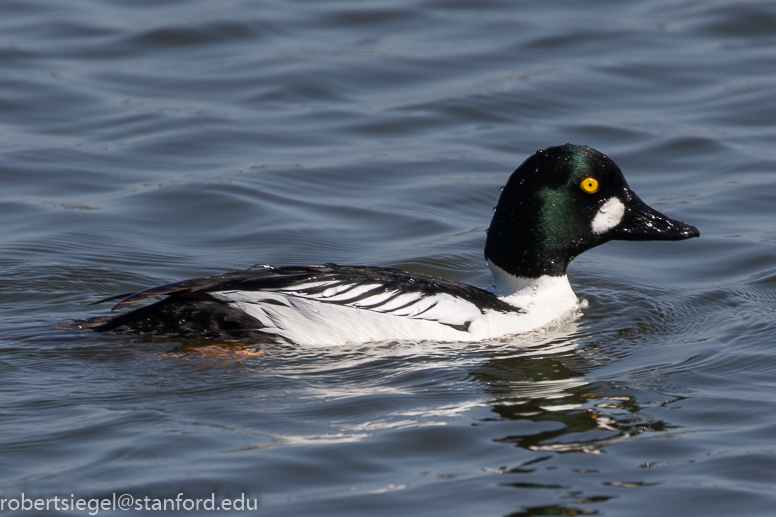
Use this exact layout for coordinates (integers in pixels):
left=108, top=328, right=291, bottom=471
left=3, top=0, right=776, bottom=515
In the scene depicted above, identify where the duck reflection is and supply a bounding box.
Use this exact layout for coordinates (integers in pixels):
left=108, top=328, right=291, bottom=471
left=473, top=335, right=677, bottom=454
left=471, top=334, right=682, bottom=516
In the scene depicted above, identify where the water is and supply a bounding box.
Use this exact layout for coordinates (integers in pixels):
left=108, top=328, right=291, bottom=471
left=2, top=0, right=776, bottom=515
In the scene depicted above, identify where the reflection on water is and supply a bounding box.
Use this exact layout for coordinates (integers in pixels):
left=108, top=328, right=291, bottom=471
left=470, top=338, right=686, bottom=516
left=476, top=348, right=680, bottom=454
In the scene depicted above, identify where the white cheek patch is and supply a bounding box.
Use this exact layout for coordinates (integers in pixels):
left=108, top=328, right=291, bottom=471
left=591, top=196, right=625, bottom=234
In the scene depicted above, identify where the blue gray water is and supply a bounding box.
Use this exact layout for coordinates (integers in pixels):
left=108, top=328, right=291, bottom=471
left=2, top=0, right=776, bottom=515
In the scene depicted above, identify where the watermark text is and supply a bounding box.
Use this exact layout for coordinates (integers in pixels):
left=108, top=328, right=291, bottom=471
left=0, top=493, right=258, bottom=514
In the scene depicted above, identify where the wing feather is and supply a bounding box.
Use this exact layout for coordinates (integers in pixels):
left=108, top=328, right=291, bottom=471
left=90, top=264, right=525, bottom=343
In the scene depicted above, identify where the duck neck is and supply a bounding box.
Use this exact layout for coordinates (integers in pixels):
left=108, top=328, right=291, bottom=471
left=484, top=208, right=574, bottom=279
left=487, top=259, right=574, bottom=301
left=487, top=260, right=539, bottom=297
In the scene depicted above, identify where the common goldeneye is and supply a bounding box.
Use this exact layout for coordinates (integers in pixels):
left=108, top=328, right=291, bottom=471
left=81, top=144, right=699, bottom=345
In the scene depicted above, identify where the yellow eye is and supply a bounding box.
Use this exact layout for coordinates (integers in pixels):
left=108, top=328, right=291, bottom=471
left=580, top=177, right=599, bottom=193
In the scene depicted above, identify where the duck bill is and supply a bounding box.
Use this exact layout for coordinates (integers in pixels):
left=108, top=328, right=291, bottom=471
left=611, top=191, right=700, bottom=241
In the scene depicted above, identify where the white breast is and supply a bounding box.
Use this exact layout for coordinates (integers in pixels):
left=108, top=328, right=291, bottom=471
left=487, top=261, right=580, bottom=332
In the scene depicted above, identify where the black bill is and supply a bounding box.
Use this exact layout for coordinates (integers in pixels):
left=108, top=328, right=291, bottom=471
left=612, top=191, right=700, bottom=241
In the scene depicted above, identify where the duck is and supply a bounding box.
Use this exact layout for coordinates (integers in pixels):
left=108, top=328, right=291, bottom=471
left=80, top=144, right=699, bottom=346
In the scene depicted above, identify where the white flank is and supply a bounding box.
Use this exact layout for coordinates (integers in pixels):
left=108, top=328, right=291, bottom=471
left=211, top=289, right=478, bottom=346
left=591, top=196, right=625, bottom=235
left=207, top=262, right=582, bottom=346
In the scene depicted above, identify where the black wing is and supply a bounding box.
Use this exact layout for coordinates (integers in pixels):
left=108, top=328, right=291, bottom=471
left=97, top=263, right=521, bottom=315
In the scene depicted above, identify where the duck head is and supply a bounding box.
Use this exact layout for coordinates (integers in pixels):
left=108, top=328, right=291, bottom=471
left=484, top=144, right=699, bottom=278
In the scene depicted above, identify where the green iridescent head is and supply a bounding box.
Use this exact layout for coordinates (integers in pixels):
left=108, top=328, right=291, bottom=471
left=484, top=144, right=699, bottom=278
